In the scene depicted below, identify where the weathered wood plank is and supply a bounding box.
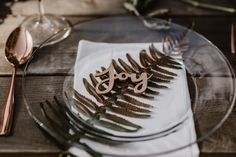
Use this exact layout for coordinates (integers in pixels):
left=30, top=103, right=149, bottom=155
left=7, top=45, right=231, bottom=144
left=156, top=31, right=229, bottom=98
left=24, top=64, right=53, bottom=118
left=0, top=153, right=57, bottom=157
left=0, top=16, right=235, bottom=76
left=0, top=16, right=93, bottom=76
left=0, top=0, right=234, bottom=156
left=201, top=154, right=236, bottom=157
left=0, top=14, right=235, bottom=76
left=200, top=100, right=236, bottom=153
left=11, top=0, right=125, bottom=16
left=0, top=77, right=60, bottom=155
left=8, top=0, right=236, bottom=16
left=22, top=16, right=236, bottom=77
left=0, top=75, right=235, bottom=156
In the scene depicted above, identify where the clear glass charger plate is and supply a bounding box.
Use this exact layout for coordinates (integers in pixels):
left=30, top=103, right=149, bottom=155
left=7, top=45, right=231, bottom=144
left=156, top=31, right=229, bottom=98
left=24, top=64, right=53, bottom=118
left=22, top=16, right=236, bottom=156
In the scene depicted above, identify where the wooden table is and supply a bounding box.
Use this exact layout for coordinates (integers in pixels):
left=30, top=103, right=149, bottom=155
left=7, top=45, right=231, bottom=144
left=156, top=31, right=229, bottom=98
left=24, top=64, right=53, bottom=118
left=0, top=0, right=236, bottom=157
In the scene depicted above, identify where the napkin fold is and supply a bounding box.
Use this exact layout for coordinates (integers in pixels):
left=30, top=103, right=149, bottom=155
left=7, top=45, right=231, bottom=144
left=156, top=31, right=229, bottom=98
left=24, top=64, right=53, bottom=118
left=71, top=40, right=199, bottom=157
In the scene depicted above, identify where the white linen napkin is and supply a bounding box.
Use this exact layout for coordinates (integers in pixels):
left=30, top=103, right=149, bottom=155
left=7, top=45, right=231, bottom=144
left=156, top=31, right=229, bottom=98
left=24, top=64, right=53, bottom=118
left=71, top=40, right=199, bottom=157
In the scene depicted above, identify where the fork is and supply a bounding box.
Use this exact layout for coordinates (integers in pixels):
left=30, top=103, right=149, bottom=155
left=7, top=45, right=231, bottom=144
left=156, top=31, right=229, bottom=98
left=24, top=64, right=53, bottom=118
left=39, top=96, right=102, bottom=157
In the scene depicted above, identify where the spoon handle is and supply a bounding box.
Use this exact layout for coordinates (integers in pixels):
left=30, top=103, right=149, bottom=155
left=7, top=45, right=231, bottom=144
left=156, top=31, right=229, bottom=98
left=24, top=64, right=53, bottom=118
left=0, top=66, right=16, bottom=135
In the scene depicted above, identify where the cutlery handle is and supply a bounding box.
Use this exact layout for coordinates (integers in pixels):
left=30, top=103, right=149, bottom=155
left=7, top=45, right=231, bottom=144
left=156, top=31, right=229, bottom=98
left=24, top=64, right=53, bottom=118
left=64, top=143, right=102, bottom=157
left=0, top=66, right=16, bottom=135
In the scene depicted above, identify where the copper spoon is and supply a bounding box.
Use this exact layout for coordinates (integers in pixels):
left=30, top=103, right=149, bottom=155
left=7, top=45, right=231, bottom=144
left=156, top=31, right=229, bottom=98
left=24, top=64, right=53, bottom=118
left=0, top=27, right=33, bottom=135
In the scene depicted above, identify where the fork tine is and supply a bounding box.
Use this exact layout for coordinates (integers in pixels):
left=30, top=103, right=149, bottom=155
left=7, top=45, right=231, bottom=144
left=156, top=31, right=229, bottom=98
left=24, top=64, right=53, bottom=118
left=73, top=89, right=98, bottom=110
left=73, top=98, right=94, bottom=117
left=48, top=98, right=82, bottom=133
left=40, top=102, right=72, bottom=138
left=39, top=99, right=104, bottom=157
left=43, top=100, right=70, bottom=127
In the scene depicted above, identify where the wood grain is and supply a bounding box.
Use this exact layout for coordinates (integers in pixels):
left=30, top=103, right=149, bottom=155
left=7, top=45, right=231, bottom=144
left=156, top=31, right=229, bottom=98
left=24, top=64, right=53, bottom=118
left=0, top=16, right=93, bottom=76
left=0, top=0, right=235, bottom=157
left=0, top=75, right=235, bottom=157
left=0, top=77, right=60, bottom=155
left=0, top=16, right=234, bottom=76
left=8, top=0, right=236, bottom=16
left=0, top=17, right=235, bottom=157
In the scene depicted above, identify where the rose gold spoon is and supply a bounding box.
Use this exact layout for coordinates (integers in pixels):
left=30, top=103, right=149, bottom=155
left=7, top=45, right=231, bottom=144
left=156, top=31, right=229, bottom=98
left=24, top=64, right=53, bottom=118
left=0, top=27, right=33, bottom=135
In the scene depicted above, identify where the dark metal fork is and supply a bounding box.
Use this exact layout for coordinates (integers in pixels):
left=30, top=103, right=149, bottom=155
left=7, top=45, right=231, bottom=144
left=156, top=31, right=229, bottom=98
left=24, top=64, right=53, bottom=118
left=39, top=96, right=102, bottom=157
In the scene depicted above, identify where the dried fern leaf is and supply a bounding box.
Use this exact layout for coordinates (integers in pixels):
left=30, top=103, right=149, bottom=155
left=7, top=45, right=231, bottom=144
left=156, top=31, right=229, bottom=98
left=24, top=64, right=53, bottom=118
left=68, top=44, right=185, bottom=134
left=94, top=68, right=156, bottom=99
left=102, top=113, right=142, bottom=129
left=119, top=94, right=153, bottom=108
left=86, top=72, right=153, bottom=110
left=162, top=29, right=190, bottom=55
left=125, top=88, right=154, bottom=99
left=145, top=88, right=160, bottom=95
left=149, top=69, right=174, bottom=80
left=73, top=98, right=94, bottom=117
left=109, top=106, right=151, bottom=118
left=113, top=57, right=170, bottom=87
left=140, top=51, right=177, bottom=76
left=83, top=78, right=104, bottom=103
left=126, top=53, right=173, bottom=83
left=91, top=71, right=152, bottom=99
left=148, top=81, right=168, bottom=89
left=112, top=59, right=125, bottom=73
left=115, top=100, right=151, bottom=113
left=89, top=73, right=99, bottom=87
left=149, top=44, right=182, bottom=66
left=118, top=58, right=136, bottom=73
left=74, top=89, right=98, bottom=110
left=152, top=64, right=177, bottom=76
left=125, top=52, right=174, bottom=82
left=126, top=53, right=141, bottom=71
left=149, top=76, right=170, bottom=83
left=71, top=91, right=143, bottom=132
left=150, top=44, right=175, bottom=60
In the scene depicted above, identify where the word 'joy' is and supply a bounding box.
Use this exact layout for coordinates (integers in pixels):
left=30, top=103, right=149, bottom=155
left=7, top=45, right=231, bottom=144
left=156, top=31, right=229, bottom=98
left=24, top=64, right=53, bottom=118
left=95, top=63, right=152, bottom=94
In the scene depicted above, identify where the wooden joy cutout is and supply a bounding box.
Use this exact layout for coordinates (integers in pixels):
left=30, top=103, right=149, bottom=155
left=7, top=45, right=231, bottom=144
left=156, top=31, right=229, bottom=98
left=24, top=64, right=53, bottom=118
left=95, top=63, right=152, bottom=94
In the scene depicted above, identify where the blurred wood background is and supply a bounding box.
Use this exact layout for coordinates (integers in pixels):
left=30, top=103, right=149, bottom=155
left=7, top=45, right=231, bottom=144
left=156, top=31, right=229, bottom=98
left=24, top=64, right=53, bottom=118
left=0, top=0, right=236, bottom=157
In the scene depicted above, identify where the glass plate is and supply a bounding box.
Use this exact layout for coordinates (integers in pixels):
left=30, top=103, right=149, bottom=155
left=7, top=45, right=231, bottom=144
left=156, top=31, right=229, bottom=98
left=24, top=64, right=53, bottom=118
left=22, top=16, right=236, bottom=156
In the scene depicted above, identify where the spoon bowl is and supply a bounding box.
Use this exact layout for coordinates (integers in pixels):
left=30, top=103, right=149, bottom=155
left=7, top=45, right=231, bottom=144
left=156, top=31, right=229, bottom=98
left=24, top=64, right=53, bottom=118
left=5, top=27, right=33, bottom=65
